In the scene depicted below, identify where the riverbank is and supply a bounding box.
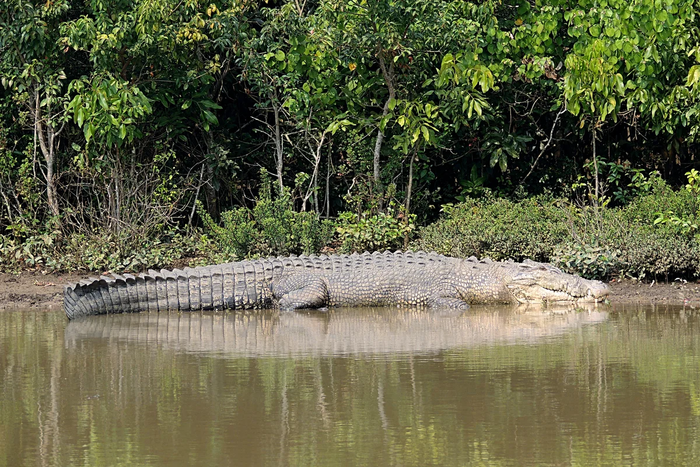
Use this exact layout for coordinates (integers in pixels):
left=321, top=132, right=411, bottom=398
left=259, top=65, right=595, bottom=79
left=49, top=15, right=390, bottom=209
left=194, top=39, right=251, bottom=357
left=2, top=272, right=700, bottom=311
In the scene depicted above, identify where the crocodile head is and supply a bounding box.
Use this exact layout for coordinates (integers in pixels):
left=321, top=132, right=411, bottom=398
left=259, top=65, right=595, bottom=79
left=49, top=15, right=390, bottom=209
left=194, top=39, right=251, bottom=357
left=502, top=260, right=609, bottom=304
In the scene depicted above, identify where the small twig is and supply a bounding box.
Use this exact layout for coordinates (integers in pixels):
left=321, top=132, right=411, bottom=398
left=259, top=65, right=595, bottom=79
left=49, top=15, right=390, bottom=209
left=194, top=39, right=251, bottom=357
left=189, top=163, right=206, bottom=226
left=520, top=102, right=567, bottom=186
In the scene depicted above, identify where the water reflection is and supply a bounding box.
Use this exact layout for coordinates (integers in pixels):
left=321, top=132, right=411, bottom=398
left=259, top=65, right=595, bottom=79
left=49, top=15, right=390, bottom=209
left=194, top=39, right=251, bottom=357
left=64, top=306, right=609, bottom=357
left=2, top=305, right=700, bottom=466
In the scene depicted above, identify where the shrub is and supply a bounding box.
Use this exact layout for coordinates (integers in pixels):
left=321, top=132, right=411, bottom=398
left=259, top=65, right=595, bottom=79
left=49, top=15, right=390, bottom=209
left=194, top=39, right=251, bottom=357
left=0, top=228, right=202, bottom=273
left=198, top=191, right=334, bottom=261
left=414, top=189, right=700, bottom=281
left=553, top=243, right=623, bottom=281
left=414, top=195, right=568, bottom=262
left=335, top=205, right=415, bottom=253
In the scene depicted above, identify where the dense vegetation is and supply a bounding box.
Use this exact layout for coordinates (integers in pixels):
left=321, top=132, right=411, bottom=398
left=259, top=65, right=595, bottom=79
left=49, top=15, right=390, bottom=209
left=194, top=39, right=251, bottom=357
left=2, top=0, right=700, bottom=279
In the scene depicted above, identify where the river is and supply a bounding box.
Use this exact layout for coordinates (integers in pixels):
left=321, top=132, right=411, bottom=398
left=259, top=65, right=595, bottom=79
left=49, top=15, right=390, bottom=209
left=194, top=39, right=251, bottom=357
left=1, top=304, right=699, bottom=466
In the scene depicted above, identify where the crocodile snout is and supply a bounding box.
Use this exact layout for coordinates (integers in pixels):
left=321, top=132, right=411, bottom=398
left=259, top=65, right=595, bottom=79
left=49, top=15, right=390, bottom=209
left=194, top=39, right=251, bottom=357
left=584, top=281, right=610, bottom=302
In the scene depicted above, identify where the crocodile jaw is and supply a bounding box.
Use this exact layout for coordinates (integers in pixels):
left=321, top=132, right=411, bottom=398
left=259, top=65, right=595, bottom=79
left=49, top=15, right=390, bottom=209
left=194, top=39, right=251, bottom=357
left=506, top=270, right=610, bottom=304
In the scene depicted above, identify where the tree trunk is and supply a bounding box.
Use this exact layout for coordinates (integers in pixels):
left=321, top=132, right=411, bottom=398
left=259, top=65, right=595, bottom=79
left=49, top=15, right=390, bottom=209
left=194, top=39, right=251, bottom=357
left=204, top=131, right=219, bottom=218
left=592, top=124, right=599, bottom=205
left=303, top=131, right=326, bottom=212
left=273, top=95, right=284, bottom=192
left=33, top=89, right=62, bottom=225
left=403, top=147, right=417, bottom=249
left=111, top=152, right=123, bottom=235
left=324, top=144, right=332, bottom=218
left=373, top=48, right=396, bottom=199
left=404, top=148, right=416, bottom=216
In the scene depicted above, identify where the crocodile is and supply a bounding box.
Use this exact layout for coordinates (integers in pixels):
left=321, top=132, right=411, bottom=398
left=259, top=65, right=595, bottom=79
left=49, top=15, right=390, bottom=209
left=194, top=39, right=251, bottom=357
left=63, top=251, right=609, bottom=320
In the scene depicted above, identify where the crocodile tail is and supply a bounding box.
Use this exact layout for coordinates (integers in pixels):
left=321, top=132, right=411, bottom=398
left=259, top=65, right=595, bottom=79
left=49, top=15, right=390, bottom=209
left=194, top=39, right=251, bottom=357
left=62, top=262, right=279, bottom=319
left=64, top=267, right=214, bottom=319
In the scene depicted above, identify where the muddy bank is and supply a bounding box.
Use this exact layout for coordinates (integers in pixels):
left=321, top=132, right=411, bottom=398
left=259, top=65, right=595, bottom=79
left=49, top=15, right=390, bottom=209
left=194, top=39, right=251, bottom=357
left=0, top=272, right=93, bottom=311
left=2, top=272, right=700, bottom=312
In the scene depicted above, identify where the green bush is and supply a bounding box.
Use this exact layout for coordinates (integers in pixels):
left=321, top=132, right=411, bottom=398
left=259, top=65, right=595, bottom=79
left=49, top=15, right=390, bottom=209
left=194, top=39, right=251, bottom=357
left=198, top=190, right=334, bottom=261
left=414, top=188, right=700, bottom=281
left=0, top=229, right=202, bottom=273
left=5, top=168, right=700, bottom=281
left=335, top=205, right=416, bottom=253
left=553, top=243, right=623, bottom=281
left=414, top=196, right=568, bottom=262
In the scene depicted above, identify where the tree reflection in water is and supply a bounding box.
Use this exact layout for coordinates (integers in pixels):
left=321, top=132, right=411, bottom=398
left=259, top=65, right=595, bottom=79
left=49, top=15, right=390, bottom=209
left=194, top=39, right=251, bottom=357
left=2, top=305, right=700, bottom=466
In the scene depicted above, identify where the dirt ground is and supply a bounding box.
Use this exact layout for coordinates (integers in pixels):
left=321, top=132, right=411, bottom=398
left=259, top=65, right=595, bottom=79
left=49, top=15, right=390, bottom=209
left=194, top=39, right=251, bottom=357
left=0, top=271, right=88, bottom=311
left=3, top=270, right=700, bottom=311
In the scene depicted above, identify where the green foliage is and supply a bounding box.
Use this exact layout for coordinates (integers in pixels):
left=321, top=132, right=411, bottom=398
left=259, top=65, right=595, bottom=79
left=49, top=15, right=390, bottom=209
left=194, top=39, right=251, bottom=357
left=562, top=0, right=699, bottom=131
left=571, top=159, right=659, bottom=206
left=198, top=184, right=335, bottom=261
left=67, top=75, right=152, bottom=147
left=553, top=244, right=623, bottom=280
left=336, top=207, right=416, bottom=253
left=0, top=154, right=44, bottom=236
left=482, top=130, right=533, bottom=172
left=62, top=231, right=201, bottom=273
left=456, top=165, right=487, bottom=201
left=3, top=0, right=700, bottom=277
left=415, top=196, right=569, bottom=262
left=653, top=169, right=700, bottom=235
left=199, top=204, right=257, bottom=262
left=415, top=185, right=700, bottom=281
left=0, top=228, right=202, bottom=273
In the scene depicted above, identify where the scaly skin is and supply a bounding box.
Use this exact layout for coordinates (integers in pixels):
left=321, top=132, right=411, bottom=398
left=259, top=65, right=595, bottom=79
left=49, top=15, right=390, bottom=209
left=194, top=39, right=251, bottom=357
left=63, top=251, right=609, bottom=320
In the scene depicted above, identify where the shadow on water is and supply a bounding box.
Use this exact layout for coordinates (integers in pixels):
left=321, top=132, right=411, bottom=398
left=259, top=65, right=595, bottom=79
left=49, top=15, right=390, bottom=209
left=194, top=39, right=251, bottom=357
left=4, top=303, right=700, bottom=466
left=64, top=305, right=609, bottom=357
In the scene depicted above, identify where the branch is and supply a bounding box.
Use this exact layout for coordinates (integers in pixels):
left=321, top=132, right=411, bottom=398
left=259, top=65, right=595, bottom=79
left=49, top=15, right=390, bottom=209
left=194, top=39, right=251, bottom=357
left=519, top=102, right=567, bottom=186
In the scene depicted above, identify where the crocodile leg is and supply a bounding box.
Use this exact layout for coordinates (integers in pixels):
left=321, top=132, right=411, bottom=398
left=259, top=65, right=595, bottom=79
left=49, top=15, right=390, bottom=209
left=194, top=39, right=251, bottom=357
left=427, top=282, right=470, bottom=309
left=273, top=274, right=329, bottom=311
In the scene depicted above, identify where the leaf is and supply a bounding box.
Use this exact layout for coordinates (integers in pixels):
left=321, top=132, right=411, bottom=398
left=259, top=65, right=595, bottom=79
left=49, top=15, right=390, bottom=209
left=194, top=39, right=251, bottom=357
left=98, top=92, right=108, bottom=109
left=275, top=50, right=285, bottom=61
left=202, top=109, right=218, bottom=125
left=85, top=123, right=95, bottom=142
left=412, top=127, right=420, bottom=143
left=687, top=65, right=700, bottom=87
left=489, top=150, right=499, bottom=168
left=326, top=121, right=339, bottom=133
left=199, top=100, right=222, bottom=109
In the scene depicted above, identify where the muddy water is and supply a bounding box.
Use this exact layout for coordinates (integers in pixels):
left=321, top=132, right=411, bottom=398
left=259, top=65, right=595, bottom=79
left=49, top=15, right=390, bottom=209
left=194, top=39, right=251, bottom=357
left=1, top=305, right=700, bottom=466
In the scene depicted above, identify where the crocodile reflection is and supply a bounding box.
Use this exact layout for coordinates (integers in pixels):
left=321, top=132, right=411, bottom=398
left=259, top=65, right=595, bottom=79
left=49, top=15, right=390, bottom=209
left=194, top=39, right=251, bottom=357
left=64, top=306, right=608, bottom=357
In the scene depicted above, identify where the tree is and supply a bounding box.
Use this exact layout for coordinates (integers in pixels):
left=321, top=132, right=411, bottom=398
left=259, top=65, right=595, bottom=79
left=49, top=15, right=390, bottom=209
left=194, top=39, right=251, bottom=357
left=0, top=0, right=72, bottom=222
left=564, top=0, right=700, bottom=202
